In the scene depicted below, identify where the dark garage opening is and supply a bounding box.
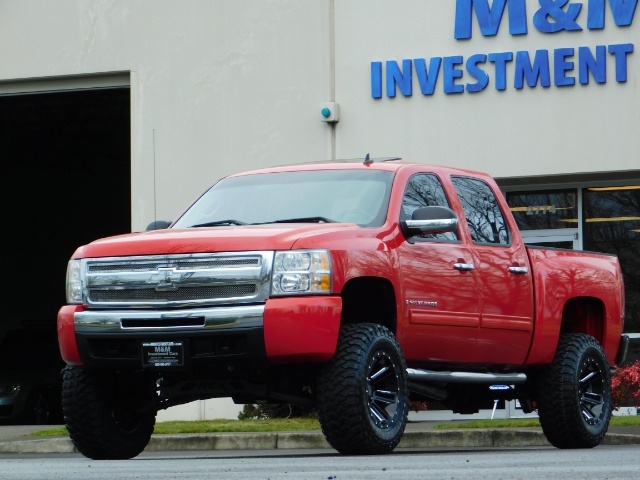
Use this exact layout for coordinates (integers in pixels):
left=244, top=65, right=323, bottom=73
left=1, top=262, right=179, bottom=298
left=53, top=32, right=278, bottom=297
left=0, top=87, right=131, bottom=424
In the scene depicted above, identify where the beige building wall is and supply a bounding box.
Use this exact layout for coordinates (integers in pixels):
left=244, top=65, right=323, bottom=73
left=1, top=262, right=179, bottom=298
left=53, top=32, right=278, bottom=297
left=0, top=0, right=335, bottom=230
left=333, top=0, right=638, bottom=179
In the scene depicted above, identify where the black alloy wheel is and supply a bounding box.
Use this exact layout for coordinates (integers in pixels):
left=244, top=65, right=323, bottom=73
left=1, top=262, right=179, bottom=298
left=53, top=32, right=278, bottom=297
left=316, top=323, right=409, bottom=455
left=537, top=333, right=613, bottom=448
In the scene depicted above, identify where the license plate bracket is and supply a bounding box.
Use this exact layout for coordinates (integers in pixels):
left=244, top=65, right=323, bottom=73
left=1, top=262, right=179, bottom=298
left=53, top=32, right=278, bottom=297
left=142, top=341, right=185, bottom=367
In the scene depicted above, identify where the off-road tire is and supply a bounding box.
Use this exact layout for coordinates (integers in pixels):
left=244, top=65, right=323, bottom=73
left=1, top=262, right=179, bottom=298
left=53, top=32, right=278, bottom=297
left=62, top=366, right=157, bottom=460
left=316, top=323, right=409, bottom=455
left=537, top=333, right=613, bottom=449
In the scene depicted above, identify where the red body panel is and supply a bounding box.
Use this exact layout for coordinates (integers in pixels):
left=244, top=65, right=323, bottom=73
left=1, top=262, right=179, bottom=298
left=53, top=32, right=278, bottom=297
left=470, top=239, right=535, bottom=365
left=263, top=297, right=342, bottom=363
left=57, top=305, right=83, bottom=365
left=72, top=224, right=357, bottom=259
left=524, top=247, right=624, bottom=365
left=396, top=240, right=480, bottom=363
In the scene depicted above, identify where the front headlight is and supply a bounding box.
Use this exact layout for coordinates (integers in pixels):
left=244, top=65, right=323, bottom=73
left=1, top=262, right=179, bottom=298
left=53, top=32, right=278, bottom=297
left=66, top=259, right=84, bottom=304
left=271, top=250, right=331, bottom=295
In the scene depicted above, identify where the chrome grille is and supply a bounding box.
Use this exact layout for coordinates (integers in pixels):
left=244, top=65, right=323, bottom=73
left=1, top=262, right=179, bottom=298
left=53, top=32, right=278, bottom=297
left=87, top=257, right=260, bottom=273
left=90, top=284, right=257, bottom=302
left=81, top=252, right=273, bottom=308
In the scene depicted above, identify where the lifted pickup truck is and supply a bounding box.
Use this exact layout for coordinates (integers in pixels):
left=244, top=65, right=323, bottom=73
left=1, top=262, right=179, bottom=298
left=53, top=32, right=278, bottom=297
left=58, top=157, right=629, bottom=459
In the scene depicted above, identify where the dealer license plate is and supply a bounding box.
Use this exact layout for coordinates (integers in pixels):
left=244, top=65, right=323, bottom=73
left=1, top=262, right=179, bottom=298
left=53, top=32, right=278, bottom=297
left=142, top=341, right=184, bottom=367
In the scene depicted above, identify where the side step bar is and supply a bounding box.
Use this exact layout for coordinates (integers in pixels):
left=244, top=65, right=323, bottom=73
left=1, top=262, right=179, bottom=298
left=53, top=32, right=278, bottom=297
left=407, top=368, right=527, bottom=384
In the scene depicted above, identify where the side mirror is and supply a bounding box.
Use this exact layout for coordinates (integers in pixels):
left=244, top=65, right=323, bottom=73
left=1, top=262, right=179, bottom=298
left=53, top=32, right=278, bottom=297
left=146, top=220, right=172, bottom=231
left=402, top=206, right=458, bottom=234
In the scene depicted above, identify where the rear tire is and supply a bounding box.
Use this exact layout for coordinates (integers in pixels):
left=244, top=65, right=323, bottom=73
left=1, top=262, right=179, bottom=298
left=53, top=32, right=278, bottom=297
left=62, top=366, right=157, bottom=459
left=317, top=323, right=408, bottom=455
left=537, top=334, right=612, bottom=448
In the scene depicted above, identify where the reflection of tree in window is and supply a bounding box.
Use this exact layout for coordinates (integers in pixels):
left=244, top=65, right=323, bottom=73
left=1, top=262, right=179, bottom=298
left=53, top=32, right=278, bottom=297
left=452, top=176, right=509, bottom=245
left=401, top=174, right=458, bottom=241
left=584, top=187, right=640, bottom=334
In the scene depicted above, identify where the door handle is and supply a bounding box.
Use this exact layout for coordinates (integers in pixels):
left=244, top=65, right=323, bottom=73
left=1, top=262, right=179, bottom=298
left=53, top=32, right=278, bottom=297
left=454, top=263, right=475, bottom=272
left=508, top=266, right=529, bottom=274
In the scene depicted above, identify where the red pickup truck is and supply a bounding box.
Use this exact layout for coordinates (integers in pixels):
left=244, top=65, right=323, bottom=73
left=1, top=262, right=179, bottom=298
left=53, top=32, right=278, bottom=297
left=57, top=158, right=629, bottom=459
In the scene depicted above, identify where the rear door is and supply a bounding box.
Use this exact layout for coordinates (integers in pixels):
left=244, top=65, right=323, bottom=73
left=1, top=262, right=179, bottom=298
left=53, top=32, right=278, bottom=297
left=451, top=176, right=534, bottom=365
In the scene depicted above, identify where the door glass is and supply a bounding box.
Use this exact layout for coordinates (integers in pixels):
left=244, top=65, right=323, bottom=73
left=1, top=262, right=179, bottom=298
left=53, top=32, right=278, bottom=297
left=401, top=173, right=458, bottom=241
left=452, top=176, right=509, bottom=245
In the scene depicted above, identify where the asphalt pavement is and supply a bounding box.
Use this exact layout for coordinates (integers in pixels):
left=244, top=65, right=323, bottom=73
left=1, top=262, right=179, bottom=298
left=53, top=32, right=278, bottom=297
left=1, top=421, right=640, bottom=454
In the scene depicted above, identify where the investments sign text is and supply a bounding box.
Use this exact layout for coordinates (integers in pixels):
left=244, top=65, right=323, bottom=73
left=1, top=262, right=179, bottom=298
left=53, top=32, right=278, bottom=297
left=371, top=0, right=637, bottom=98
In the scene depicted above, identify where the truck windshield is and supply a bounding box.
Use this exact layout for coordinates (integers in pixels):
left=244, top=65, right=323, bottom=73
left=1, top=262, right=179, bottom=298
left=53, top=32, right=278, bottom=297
left=172, top=169, right=395, bottom=228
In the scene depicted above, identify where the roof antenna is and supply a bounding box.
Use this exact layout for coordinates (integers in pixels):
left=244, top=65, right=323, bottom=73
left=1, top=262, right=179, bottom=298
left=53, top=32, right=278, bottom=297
left=363, top=153, right=373, bottom=165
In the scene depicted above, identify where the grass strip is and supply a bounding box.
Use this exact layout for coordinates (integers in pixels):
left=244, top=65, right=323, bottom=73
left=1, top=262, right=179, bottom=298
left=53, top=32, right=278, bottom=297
left=30, top=413, right=639, bottom=437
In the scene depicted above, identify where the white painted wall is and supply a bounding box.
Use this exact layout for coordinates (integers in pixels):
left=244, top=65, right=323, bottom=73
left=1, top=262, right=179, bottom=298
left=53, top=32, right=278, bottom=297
left=156, top=398, right=243, bottom=422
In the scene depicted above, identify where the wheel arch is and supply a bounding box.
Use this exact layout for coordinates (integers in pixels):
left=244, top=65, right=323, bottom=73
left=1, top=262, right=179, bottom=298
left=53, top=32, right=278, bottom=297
left=340, top=276, right=397, bottom=334
left=560, top=296, right=605, bottom=345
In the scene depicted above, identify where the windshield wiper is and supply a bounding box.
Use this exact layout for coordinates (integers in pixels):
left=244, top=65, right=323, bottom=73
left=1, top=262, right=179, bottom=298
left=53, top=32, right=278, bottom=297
left=190, top=219, right=247, bottom=228
left=267, top=216, right=337, bottom=224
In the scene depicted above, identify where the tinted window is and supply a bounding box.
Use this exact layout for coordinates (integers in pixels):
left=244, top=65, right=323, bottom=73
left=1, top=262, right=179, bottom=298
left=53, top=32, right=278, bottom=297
left=401, top=174, right=458, bottom=241
left=452, top=176, right=510, bottom=245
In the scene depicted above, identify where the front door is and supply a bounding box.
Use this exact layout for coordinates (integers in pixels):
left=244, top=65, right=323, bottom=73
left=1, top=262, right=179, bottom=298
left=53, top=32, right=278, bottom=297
left=396, top=173, right=480, bottom=364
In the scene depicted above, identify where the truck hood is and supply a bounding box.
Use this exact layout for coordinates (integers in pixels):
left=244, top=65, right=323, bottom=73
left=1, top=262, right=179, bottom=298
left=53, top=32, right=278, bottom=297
left=73, top=223, right=360, bottom=258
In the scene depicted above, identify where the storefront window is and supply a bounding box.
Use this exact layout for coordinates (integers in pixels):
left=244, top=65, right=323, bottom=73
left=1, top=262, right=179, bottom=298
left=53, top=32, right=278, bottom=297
left=506, top=189, right=578, bottom=231
left=583, top=186, right=640, bottom=335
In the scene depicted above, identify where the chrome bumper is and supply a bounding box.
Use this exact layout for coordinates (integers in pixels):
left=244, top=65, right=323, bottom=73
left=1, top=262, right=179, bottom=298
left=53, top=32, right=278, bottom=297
left=74, top=304, right=265, bottom=333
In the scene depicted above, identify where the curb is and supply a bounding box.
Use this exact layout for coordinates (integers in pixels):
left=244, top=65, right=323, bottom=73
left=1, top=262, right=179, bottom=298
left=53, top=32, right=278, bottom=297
left=1, top=430, right=640, bottom=454
left=0, top=437, right=77, bottom=454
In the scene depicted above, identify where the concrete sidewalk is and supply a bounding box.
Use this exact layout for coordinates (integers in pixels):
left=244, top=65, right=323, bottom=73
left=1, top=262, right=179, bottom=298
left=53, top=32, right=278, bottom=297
left=1, top=421, right=640, bottom=454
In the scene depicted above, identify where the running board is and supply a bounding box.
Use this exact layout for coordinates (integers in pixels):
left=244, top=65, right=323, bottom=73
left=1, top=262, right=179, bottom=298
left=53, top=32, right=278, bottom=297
left=406, top=368, right=527, bottom=384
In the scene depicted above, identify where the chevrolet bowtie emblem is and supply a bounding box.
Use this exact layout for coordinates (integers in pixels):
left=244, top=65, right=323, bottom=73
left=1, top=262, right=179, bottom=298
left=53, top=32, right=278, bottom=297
left=153, top=266, right=180, bottom=292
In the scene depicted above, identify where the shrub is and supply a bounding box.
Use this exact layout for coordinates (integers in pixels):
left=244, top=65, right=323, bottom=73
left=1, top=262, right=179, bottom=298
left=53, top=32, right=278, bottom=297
left=238, top=403, right=316, bottom=420
left=409, top=400, right=428, bottom=413
left=611, top=360, right=640, bottom=409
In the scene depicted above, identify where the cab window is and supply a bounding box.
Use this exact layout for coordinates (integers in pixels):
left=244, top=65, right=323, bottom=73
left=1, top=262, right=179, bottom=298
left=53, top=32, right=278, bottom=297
left=401, top=174, right=459, bottom=241
left=451, top=176, right=510, bottom=245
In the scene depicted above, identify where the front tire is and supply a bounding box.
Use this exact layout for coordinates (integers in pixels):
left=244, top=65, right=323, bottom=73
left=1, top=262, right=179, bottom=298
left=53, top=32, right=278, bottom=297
left=62, top=366, right=157, bottom=459
left=316, top=323, right=408, bottom=455
left=537, top=333, right=613, bottom=449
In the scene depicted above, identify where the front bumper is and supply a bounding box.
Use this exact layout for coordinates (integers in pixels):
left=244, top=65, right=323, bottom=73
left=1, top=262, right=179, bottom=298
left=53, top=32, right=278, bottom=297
left=58, top=297, right=342, bottom=369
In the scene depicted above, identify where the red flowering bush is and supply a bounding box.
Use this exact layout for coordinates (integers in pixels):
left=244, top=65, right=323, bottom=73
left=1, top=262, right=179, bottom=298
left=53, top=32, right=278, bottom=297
left=409, top=400, right=428, bottom=413
left=611, top=360, right=640, bottom=409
